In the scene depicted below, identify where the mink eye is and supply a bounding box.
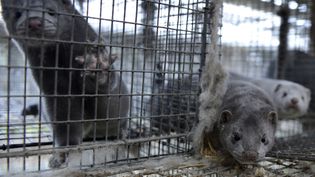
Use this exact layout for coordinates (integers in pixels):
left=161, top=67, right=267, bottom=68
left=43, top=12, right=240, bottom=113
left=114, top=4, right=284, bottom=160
left=47, top=8, right=56, bottom=16
left=301, top=96, right=305, bottom=101
left=282, top=92, right=287, bottom=97
left=231, top=132, right=241, bottom=144
left=261, top=135, right=268, bottom=145
left=15, top=11, right=22, bottom=19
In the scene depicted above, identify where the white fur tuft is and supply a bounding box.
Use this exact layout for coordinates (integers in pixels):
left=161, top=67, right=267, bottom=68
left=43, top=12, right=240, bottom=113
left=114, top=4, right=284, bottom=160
left=192, top=0, right=228, bottom=156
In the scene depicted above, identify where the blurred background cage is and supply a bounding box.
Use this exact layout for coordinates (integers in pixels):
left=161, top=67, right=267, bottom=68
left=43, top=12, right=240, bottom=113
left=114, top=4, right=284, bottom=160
left=0, top=0, right=314, bottom=176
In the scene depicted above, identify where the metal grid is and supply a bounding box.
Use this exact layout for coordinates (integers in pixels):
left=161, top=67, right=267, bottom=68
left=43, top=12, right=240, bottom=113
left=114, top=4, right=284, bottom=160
left=0, top=0, right=207, bottom=175
left=0, top=0, right=314, bottom=176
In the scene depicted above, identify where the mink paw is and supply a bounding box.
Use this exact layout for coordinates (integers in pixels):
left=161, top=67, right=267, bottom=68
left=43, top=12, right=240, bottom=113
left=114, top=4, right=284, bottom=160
left=48, top=152, right=67, bottom=169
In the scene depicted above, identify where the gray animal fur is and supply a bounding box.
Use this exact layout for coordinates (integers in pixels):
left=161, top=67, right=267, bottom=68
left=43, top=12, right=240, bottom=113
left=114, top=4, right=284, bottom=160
left=207, top=81, right=277, bottom=164
left=192, top=0, right=228, bottom=157
left=229, top=72, right=311, bottom=119
left=150, top=73, right=277, bottom=164
left=192, top=0, right=277, bottom=164
left=1, top=0, right=129, bottom=168
left=75, top=45, right=129, bottom=140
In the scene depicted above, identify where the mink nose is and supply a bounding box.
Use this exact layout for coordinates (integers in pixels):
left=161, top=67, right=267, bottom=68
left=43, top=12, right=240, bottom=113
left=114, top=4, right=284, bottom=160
left=28, top=18, right=42, bottom=30
left=291, top=98, right=298, bottom=105
left=242, top=151, right=258, bottom=161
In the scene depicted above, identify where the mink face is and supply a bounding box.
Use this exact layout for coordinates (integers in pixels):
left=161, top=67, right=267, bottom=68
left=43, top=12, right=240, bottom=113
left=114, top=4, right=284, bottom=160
left=2, top=0, right=74, bottom=47
left=218, top=109, right=277, bottom=164
left=216, top=81, right=277, bottom=164
left=272, top=82, right=311, bottom=118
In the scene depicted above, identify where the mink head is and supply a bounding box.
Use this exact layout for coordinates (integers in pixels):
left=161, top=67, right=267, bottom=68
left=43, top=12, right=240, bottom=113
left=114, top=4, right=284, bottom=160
left=1, top=0, right=76, bottom=46
left=217, top=108, right=277, bottom=164
left=273, top=81, right=311, bottom=118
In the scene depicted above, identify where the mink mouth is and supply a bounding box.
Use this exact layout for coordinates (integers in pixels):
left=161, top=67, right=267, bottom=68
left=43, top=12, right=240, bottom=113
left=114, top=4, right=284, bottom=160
left=230, top=152, right=262, bottom=165
left=280, top=107, right=303, bottom=118
left=234, top=157, right=260, bottom=165
left=14, top=32, right=57, bottom=47
left=286, top=104, right=300, bottom=112
left=16, top=30, right=56, bottom=38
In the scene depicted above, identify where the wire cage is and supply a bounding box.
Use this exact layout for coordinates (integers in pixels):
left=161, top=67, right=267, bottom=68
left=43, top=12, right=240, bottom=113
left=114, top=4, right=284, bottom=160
left=0, top=0, right=314, bottom=176
left=0, top=0, right=209, bottom=175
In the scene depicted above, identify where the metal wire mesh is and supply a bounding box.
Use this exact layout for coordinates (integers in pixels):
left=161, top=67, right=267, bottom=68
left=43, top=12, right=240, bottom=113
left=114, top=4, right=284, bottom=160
left=0, top=0, right=314, bottom=176
left=0, top=0, right=207, bottom=174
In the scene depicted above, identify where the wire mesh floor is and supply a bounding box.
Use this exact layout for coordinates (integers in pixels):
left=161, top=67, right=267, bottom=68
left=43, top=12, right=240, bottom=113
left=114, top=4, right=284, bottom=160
left=5, top=155, right=315, bottom=177
left=1, top=115, right=315, bottom=176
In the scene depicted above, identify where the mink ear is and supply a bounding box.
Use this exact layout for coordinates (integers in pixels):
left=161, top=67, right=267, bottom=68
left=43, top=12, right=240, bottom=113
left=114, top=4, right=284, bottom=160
left=61, top=0, right=77, bottom=12
left=274, top=84, right=281, bottom=92
left=109, top=54, right=118, bottom=65
left=219, top=110, right=232, bottom=124
left=61, top=0, right=72, bottom=6
left=268, top=111, right=278, bottom=125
